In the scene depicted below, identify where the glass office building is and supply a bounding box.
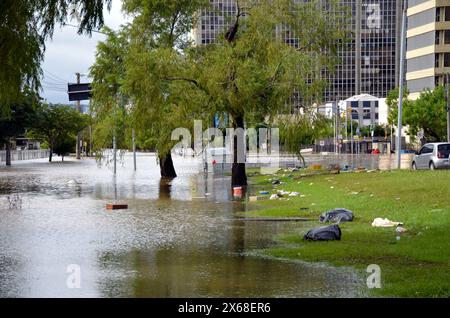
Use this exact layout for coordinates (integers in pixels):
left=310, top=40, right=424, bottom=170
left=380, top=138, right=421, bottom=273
left=192, top=0, right=403, bottom=104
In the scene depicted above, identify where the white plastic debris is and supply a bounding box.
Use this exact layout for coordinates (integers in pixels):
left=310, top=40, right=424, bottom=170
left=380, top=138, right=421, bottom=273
left=396, top=226, right=408, bottom=233
left=372, top=218, right=403, bottom=228
left=289, top=192, right=300, bottom=197
left=270, top=194, right=279, bottom=200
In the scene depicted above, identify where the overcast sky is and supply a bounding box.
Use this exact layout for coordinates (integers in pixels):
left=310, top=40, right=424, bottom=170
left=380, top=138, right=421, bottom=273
left=41, top=1, right=130, bottom=105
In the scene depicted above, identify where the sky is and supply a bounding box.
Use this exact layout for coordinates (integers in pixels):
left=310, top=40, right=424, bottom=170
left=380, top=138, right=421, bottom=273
left=41, top=1, right=130, bottom=105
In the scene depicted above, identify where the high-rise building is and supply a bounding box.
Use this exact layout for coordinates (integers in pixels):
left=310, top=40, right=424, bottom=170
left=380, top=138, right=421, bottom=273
left=192, top=0, right=403, bottom=103
left=406, top=0, right=450, bottom=100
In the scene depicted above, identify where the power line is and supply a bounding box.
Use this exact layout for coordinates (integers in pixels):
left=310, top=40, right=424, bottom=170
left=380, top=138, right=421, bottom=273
left=43, top=68, right=68, bottom=83
left=62, top=23, right=109, bottom=35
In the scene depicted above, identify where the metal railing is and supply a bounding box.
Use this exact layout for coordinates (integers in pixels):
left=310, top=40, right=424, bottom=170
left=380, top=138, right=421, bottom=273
left=0, top=150, right=50, bottom=162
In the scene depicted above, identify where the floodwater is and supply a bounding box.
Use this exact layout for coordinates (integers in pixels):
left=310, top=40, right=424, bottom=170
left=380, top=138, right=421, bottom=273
left=0, top=154, right=365, bottom=298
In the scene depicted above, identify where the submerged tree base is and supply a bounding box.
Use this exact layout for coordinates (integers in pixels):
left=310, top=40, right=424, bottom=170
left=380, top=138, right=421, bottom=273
left=159, top=153, right=177, bottom=178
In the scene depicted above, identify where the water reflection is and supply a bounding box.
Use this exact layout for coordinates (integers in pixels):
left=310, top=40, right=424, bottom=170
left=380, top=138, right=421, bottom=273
left=0, top=154, right=365, bottom=298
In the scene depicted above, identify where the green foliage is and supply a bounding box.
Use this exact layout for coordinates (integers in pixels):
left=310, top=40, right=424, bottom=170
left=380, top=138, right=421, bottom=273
left=53, top=134, right=76, bottom=160
left=29, top=104, right=88, bottom=161
left=278, top=113, right=332, bottom=165
left=0, top=0, right=111, bottom=113
left=90, top=27, right=131, bottom=150
left=0, top=90, right=39, bottom=142
left=191, top=0, right=348, bottom=126
left=388, top=86, right=448, bottom=142
left=120, top=0, right=209, bottom=156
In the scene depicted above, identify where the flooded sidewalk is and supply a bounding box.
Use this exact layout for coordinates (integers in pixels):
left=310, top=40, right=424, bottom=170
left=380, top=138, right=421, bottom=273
left=0, top=154, right=365, bottom=297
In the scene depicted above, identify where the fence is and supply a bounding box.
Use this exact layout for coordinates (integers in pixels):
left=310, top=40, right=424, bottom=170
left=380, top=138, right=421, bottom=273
left=0, top=150, right=50, bottom=163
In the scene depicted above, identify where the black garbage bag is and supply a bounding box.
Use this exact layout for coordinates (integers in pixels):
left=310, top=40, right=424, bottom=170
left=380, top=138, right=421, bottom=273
left=304, top=225, right=342, bottom=241
left=320, top=208, right=354, bottom=223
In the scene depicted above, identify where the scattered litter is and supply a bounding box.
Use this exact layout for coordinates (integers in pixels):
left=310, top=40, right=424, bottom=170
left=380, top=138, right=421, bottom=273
left=396, top=226, right=408, bottom=233
left=304, top=224, right=342, bottom=241
left=270, top=194, right=280, bottom=200
left=320, top=208, right=354, bottom=223
left=372, top=218, right=403, bottom=228
left=249, top=196, right=259, bottom=202
left=289, top=192, right=300, bottom=197
left=272, top=180, right=281, bottom=185
left=106, top=204, right=128, bottom=210
left=309, top=183, right=313, bottom=186
left=277, top=190, right=290, bottom=196
left=351, top=192, right=359, bottom=195
left=259, top=191, right=270, bottom=195
left=330, top=186, right=335, bottom=189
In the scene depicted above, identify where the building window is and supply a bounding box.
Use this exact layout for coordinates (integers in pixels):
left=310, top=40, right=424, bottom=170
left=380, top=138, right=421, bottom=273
left=363, top=101, right=371, bottom=108
left=436, top=53, right=441, bottom=68
left=445, top=53, right=450, bottom=67
left=436, top=31, right=441, bottom=45
left=445, top=30, right=450, bottom=44
left=446, top=7, right=450, bottom=21
left=436, top=7, right=442, bottom=22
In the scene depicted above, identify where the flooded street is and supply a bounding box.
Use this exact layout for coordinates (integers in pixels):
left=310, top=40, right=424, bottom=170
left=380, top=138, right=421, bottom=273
left=0, top=154, right=364, bottom=298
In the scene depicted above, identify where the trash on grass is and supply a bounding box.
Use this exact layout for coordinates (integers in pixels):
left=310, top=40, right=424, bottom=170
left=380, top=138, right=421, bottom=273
left=372, top=218, right=403, bottom=228
left=270, top=194, right=280, bottom=200
left=304, top=224, right=342, bottom=241
left=320, top=208, right=354, bottom=223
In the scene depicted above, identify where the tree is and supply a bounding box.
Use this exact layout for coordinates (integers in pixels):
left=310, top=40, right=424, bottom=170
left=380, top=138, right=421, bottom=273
left=29, top=104, right=88, bottom=162
left=279, top=113, right=331, bottom=167
left=90, top=27, right=131, bottom=153
left=188, top=0, right=347, bottom=186
left=0, top=0, right=111, bottom=113
left=388, top=86, right=448, bottom=142
left=120, top=0, right=209, bottom=178
left=0, top=90, right=39, bottom=165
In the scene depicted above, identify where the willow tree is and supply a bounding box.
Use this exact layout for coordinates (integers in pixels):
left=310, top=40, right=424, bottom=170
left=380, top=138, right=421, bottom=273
left=0, top=0, right=111, bottom=113
left=90, top=27, right=131, bottom=153
left=186, top=0, right=348, bottom=186
left=121, top=0, right=208, bottom=178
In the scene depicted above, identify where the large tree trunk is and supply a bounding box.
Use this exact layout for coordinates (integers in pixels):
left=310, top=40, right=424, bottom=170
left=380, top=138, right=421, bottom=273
left=159, top=153, right=177, bottom=178
left=232, top=115, right=247, bottom=187
left=5, top=140, right=11, bottom=166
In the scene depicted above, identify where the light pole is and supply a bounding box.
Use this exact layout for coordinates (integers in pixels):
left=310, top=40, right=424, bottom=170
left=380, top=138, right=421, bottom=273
left=397, top=2, right=407, bottom=169
left=446, top=73, right=450, bottom=142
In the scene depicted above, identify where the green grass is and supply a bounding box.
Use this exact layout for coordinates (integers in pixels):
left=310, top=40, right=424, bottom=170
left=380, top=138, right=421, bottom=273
left=245, top=168, right=450, bottom=297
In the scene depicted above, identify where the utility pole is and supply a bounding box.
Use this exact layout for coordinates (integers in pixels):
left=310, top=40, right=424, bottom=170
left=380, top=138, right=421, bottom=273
left=397, top=2, right=407, bottom=170
left=446, top=73, right=450, bottom=143
left=75, top=72, right=82, bottom=160
left=132, top=129, right=137, bottom=171
left=355, top=0, right=362, bottom=96
left=113, top=134, right=117, bottom=175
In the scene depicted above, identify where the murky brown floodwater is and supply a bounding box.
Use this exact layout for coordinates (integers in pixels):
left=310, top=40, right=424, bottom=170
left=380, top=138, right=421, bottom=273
left=0, top=154, right=365, bottom=298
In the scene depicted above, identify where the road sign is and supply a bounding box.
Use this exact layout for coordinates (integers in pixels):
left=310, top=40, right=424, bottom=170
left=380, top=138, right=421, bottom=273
left=320, top=140, right=325, bottom=147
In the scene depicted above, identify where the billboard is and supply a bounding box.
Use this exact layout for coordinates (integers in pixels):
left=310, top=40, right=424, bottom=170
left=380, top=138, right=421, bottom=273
left=68, top=83, right=92, bottom=101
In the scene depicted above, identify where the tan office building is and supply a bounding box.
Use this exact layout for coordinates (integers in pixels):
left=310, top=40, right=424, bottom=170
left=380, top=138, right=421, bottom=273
left=407, top=0, right=450, bottom=99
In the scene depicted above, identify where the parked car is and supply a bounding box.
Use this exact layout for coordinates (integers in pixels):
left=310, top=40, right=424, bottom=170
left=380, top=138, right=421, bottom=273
left=412, top=143, right=450, bottom=170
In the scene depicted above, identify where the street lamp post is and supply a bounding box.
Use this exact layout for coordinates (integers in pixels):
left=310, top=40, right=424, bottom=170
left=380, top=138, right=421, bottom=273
left=397, top=2, right=407, bottom=169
